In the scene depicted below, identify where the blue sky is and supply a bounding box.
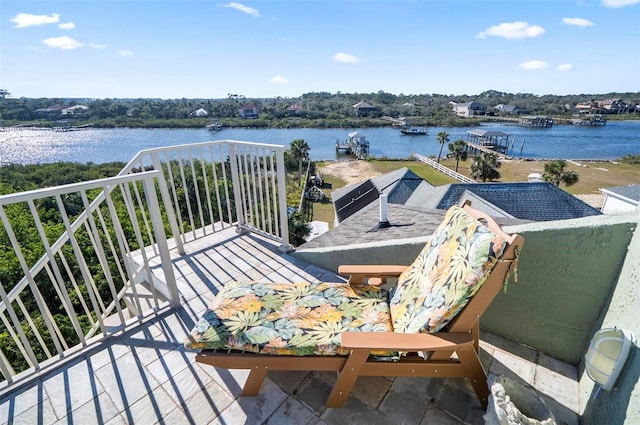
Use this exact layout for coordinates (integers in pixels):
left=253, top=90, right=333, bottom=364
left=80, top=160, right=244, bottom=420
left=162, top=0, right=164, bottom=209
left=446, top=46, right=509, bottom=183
left=2, top=0, right=639, bottom=99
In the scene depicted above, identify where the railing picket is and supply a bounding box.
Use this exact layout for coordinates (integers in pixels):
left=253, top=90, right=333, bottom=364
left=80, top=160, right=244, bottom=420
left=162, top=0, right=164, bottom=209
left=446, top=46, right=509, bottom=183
left=188, top=151, right=206, bottom=235
left=198, top=147, right=215, bottom=232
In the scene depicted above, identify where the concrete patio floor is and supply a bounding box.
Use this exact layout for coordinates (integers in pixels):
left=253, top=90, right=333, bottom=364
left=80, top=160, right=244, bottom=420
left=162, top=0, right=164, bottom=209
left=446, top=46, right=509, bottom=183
left=0, top=229, right=580, bottom=425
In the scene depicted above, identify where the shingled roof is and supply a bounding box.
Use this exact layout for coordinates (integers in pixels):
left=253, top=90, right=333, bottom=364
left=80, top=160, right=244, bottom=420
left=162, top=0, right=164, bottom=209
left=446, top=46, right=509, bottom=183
left=331, top=168, right=434, bottom=223
left=436, top=182, right=602, bottom=221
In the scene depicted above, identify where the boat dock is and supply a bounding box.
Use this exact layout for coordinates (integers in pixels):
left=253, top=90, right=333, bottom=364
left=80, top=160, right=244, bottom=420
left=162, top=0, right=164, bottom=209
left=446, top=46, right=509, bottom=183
left=519, top=116, right=553, bottom=128
left=570, top=115, right=607, bottom=126
left=336, top=131, right=370, bottom=160
left=465, top=129, right=511, bottom=158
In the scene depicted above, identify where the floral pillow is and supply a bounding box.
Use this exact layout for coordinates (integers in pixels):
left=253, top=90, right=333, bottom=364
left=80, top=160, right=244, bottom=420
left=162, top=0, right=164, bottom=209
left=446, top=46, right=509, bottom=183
left=389, top=206, right=506, bottom=334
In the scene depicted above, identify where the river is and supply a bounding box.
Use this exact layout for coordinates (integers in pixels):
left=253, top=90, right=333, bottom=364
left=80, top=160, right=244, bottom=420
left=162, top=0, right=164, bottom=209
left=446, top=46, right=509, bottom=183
left=1, top=121, right=639, bottom=165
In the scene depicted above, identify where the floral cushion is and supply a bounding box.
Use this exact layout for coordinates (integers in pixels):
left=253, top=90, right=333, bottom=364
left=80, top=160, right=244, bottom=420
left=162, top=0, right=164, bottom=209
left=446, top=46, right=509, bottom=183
left=389, top=206, right=507, bottom=334
left=185, top=281, right=392, bottom=355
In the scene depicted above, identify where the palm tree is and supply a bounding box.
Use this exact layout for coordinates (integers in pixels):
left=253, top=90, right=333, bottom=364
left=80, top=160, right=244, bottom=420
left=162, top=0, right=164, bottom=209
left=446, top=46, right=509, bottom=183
left=470, top=152, right=501, bottom=182
left=289, top=139, right=310, bottom=181
left=543, top=160, right=579, bottom=187
left=436, top=131, right=449, bottom=163
left=447, top=139, right=468, bottom=172
left=288, top=210, right=311, bottom=247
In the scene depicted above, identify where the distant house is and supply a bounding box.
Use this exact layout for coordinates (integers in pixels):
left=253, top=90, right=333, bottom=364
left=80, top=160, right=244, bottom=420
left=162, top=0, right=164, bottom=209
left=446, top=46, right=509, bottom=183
left=494, top=104, right=530, bottom=115
left=600, top=184, right=640, bottom=214
left=239, top=103, right=259, bottom=119
left=352, top=101, right=376, bottom=117
left=190, top=108, right=209, bottom=117
left=35, top=104, right=65, bottom=117
left=61, top=105, right=89, bottom=116
left=286, top=103, right=305, bottom=115
left=452, top=101, right=485, bottom=117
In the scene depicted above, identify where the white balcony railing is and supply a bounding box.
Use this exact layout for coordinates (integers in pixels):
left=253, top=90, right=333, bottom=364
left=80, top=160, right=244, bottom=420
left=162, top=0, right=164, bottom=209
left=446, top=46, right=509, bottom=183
left=0, top=140, right=290, bottom=390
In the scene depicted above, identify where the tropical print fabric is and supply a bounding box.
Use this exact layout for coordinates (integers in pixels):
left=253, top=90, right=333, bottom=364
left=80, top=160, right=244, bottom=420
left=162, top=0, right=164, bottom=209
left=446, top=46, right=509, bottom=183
left=185, top=281, right=392, bottom=355
left=389, top=206, right=506, bottom=334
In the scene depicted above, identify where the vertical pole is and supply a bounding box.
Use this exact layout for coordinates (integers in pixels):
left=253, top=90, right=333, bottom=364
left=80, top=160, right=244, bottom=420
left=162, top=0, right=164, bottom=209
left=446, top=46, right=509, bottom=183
left=276, top=148, right=292, bottom=252
left=228, top=143, right=246, bottom=232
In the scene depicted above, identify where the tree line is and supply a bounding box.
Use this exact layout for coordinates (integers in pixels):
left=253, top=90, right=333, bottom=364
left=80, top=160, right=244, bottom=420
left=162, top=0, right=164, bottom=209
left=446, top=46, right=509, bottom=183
left=1, top=90, right=638, bottom=128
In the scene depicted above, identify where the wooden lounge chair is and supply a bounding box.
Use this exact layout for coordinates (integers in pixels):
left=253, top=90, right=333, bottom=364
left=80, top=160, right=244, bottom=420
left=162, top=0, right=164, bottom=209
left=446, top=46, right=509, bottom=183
left=185, top=201, right=523, bottom=408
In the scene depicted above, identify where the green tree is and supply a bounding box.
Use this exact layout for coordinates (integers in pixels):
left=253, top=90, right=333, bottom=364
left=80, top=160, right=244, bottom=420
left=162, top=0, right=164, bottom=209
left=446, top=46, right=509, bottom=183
left=289, top=139, right=310, bottom=181
left=543, top=160, right=579, bottom=187
left=470, top=152, right=501, bottom=182
left=436, top=131, right=449, bottom=163
left=447, top=139, right=468, bottom=172
left=288, top=210, right=311, bottom=247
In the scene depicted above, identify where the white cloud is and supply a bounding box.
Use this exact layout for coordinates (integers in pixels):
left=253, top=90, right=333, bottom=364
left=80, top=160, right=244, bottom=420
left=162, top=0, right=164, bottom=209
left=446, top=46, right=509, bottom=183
left=602, top=0, right=640, bottom=7
left=520, top=60, right=550, bottom=70
left=562, top=17, right=595, bottom=26
left=332, top=52, right=362, bottom=63
left=11, top=12, right=60, bottom=28
left=119, top=50, right=134, bottom=56
left=90, top=43, right=108, bottom=49
left=42, top=36, right=83, bottom=50
left=269, top=75, right=290, bottom=84
left=476, top=21, right=545, bottom=39
left=222, top=2, right=260, bottom=17
left=58, top=22, right=75, bottom=30
left=557, top=64, right=574, bottom=71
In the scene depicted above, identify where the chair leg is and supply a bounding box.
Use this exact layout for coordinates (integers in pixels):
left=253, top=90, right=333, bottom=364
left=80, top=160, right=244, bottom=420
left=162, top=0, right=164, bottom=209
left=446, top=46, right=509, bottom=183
left=242, top=366, right=268, bottom=396
left=457, top=347, right=489, bottom=409
left=326, top=350, right=369, bottom=407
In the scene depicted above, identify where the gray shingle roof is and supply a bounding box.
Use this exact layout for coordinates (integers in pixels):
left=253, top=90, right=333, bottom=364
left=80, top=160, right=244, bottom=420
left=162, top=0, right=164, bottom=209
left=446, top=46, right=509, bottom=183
left=331, top=168, right=434, bottom=223
left=436, top=182, right=602, bottom=221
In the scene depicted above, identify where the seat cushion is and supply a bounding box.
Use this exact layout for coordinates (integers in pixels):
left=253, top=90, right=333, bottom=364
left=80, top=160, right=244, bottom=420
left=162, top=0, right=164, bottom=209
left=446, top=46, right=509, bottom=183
left=389, top=205, right=507, bottom=334
left=185, top=281, right=392, bottom=355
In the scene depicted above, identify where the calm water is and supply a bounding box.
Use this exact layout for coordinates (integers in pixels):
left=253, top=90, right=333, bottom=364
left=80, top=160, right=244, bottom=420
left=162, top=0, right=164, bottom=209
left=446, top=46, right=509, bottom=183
left=1, top=121, right=639, bottom=165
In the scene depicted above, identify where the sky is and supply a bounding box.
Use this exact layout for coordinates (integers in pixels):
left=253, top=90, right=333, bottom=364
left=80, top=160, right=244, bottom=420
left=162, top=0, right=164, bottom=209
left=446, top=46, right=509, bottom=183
left=1, top=0, right=639, bottom=99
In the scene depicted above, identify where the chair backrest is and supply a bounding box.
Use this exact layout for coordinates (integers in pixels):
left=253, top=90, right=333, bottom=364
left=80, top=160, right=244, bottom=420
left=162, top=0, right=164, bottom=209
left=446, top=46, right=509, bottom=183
left=389, top=201, right=523, bottom=334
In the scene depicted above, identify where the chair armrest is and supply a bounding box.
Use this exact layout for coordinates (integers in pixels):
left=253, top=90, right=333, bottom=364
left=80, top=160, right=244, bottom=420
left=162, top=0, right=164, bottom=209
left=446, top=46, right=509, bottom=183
left=338, top=265, right=408, bottom=285
left=340, top=331, right=474, bottom=351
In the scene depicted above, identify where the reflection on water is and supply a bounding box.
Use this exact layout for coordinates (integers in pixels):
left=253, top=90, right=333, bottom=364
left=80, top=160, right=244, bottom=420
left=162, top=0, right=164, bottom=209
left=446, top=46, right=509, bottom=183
left=1, top=121, right=639, bottom=165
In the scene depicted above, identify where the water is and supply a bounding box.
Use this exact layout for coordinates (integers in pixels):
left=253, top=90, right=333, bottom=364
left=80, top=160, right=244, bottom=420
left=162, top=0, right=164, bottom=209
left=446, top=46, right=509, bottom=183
left=1, top=121, right=639, bottom=165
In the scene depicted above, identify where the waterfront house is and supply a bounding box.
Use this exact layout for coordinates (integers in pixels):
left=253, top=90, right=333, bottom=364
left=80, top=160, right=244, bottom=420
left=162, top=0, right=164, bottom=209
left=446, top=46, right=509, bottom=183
left=494, top=104, right=530, bottom=115
left=286, top=103, right=305, bottom=115
left=0, top=141, right=639, bottom=424
left=452, top=101, right=485, bottom=117
left=61, top=105, right=89, bottom=116
left=239, top=103, right=260, bottom=119
left=190, top=108, right=209, bottom=117
left=352, top=101, right=376, bottom=117
left=34, top=104, right=65, bottom=118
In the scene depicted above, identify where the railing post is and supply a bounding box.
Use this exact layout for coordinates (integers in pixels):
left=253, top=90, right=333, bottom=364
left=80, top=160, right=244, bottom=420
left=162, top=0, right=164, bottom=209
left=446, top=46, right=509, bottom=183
left=144, top=172, right=180, bottom=306
left=276, top=148, right=293, bottom=252
left=228, top=143, right=248, bottom=234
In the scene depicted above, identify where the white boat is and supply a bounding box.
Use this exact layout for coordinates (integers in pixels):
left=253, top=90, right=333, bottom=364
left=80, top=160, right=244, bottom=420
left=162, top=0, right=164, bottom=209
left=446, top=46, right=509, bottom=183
left=206, top=122, right=223, bottom=131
